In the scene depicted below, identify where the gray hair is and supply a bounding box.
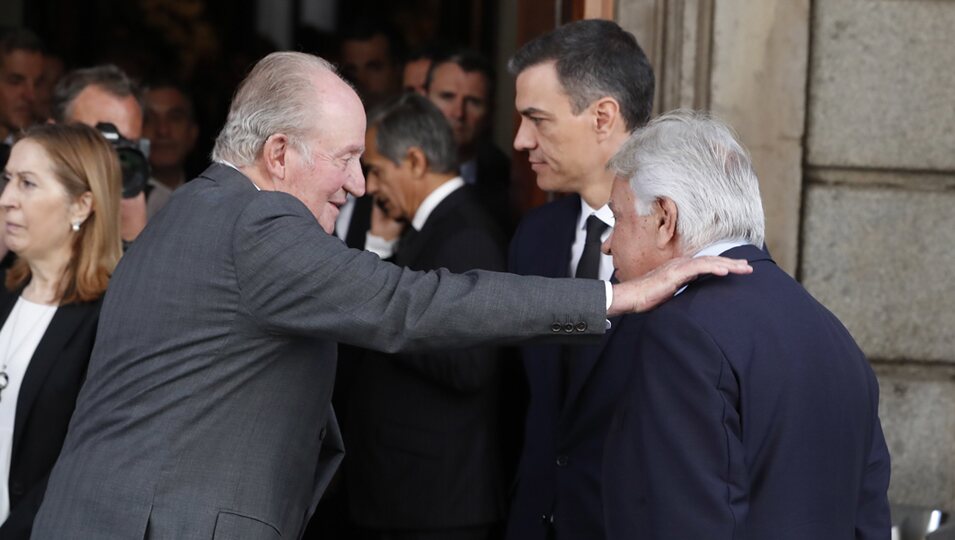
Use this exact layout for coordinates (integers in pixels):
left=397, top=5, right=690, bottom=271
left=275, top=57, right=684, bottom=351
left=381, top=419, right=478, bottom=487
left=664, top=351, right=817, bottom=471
left=211, top=52, right=338, bottom=167
left=508, top=19, right=654, bottom=131
left=53, top=64, right=143, bottom=124
left=608, top=110, right=765, bottom=254
left=367, top=93, right=457, bottom=174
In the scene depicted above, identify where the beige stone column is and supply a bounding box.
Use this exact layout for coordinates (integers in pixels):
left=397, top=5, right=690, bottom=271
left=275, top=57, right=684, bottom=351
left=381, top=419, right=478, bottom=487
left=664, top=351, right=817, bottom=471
left=617, top=0, right=810, bottom=275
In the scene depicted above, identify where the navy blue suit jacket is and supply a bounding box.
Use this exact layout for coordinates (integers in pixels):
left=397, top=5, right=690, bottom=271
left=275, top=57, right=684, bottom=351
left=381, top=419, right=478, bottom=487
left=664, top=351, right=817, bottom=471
left=602, top=245, right=891, bottom=540
left=506, top=195, right=638, bottom=540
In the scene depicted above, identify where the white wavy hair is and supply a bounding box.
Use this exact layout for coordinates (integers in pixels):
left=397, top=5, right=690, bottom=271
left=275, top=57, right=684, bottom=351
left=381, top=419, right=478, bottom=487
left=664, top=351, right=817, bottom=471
left=212, top=52, right=337, bottom=167
left=607, top=109, right=765, bottom=254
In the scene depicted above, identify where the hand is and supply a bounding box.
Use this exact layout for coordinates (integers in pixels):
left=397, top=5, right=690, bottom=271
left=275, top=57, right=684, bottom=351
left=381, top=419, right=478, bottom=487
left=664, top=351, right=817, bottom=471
left=608, top=256, right=753, bottom=316
left=120, top=192, right=148, bottom=242
left=369, top=198, right=404, bottom=241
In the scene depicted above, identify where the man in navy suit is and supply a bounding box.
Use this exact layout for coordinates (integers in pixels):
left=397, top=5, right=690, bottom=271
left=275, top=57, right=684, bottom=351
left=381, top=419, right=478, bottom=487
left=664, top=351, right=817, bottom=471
left=505, top=19, right=655, bottom=540
left=601, top=111, right=891, bottom=539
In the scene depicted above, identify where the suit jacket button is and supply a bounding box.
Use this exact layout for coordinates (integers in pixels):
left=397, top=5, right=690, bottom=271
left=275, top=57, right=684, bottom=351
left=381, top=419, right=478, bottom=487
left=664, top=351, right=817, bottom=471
left=319, top=427, right=327, bottom=441
left=556, top=455, right=568, bottom=467
left=551, top=323, right=562, bottom=333
left=540, top=513, right=554, bottom=525
left=575, top=322, right=587, bottom=332
left=563, top=323, right=574, bottom=333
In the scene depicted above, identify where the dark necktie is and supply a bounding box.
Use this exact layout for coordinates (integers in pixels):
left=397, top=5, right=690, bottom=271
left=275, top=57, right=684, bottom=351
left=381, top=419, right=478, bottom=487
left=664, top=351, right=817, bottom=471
left=575, top=215, right=608, bottom=279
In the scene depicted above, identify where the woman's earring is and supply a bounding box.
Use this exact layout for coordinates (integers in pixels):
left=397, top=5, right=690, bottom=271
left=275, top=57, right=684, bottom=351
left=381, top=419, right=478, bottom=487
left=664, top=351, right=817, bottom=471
left=71, top=221, right=81, bottom=232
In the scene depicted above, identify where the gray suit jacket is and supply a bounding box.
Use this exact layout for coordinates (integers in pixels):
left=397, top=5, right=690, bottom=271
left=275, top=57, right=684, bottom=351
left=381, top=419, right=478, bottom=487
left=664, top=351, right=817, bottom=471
left=31, top=164, right=605, bottom=540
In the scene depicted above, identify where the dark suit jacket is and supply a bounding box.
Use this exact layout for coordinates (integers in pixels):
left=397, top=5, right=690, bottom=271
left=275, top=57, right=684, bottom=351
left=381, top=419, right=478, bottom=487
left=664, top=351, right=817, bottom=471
left=471, top=142, right=515, bottom=236
left=506, top=195, right=635, bottom=540
left=345, top=187, right=509, bottom=530
left=32, top=164, right=607, bottom=540
left=602, top=245, right=891, bottom=540
left=0, top=279, right=101, bottom=540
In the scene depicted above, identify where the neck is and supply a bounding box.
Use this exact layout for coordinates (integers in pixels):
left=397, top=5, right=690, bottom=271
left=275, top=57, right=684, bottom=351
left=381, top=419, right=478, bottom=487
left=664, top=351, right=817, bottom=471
left=238, top=163, right=276, bottom=191
left=458, top=143, right=476, bottom=164
left=153, top=166, right=186, bottom=190
left=23, top=250, right=71, bottom=304
left=579, top=131, right=630, bottom=209
left=577, top=168, right=614, bottom=210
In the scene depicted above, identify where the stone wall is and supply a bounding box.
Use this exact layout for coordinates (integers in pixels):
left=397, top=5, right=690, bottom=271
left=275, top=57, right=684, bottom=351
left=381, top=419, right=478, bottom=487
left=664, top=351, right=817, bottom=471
left=803, top=0, right=955, bottom=511
left=617, top=0, right=955, bottom=514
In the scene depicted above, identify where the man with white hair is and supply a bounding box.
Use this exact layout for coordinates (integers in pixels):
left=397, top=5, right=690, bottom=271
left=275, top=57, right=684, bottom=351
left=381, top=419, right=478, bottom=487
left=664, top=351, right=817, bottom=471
left=601, top=110, right=891, bottom=540
left=31, top=53, right=750, bottom=539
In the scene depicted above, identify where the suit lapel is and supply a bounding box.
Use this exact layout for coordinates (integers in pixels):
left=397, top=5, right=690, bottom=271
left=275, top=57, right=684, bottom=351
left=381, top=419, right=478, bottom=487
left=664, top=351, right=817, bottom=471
left=537, top=195, right=580, bottom=279
left=396, top=188, right=467, bottom=268
left=12, top=302, right=91, bottom=460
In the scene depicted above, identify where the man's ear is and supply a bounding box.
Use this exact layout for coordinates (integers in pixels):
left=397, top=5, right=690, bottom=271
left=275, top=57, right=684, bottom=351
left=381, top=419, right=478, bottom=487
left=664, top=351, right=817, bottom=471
left=655, top=197, right=678, bottom=249
left=593, top=97, right=621, bottom=141
left=262, top=134, right=290, bottom=182
left=406, top=146, right=429, bottom=178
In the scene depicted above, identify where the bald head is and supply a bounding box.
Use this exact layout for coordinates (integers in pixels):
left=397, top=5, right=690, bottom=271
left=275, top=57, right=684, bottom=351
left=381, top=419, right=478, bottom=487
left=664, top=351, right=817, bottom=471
left=212, top=52, right=360, bottom=167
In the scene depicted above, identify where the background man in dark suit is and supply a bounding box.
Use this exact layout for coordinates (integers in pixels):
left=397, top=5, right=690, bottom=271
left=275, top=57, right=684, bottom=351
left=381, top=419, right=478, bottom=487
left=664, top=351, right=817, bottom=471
left=504, top=19, right=655, bottom=540
left=32, top=51, right=749, bottom=539
left=345, top=93, right=509, bottom=540
left=601, top=111, right=891, bottom=539
left=425, top=50, right=514, bottom=235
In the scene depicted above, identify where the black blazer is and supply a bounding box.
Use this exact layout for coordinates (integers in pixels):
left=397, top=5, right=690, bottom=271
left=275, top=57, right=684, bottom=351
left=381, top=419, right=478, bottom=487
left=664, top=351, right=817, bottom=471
left=0, top=279, right=101, bottom=539
left=344, top=186, right=510, bottom=530
left=505, top=194, right=639, bottom=540
left=602, top=245, right=891, bottom=539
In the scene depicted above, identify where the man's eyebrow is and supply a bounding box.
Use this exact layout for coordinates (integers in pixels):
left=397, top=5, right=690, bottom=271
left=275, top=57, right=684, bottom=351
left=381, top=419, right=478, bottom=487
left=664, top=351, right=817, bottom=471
left=519, top=107, right=547, bottom=117
left=338, top=145, right=364, bottom=157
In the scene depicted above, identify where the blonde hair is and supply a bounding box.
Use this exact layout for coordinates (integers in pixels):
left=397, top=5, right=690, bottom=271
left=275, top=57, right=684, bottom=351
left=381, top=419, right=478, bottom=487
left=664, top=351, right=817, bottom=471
left=6, top=123, right=123, bottom=304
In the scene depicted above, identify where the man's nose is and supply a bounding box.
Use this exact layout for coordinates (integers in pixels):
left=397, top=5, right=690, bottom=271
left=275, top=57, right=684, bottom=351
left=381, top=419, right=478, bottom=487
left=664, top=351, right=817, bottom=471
left=451, top=98, right=465, bottom=119
left=513, top=118, right=535, bottom=151
left=601, top=232, right=612, bottom=256
left=346, top=160, right=366, bottom=198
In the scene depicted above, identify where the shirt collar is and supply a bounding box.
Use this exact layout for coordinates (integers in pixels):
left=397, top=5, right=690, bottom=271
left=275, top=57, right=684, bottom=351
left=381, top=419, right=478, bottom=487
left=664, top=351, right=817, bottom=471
left=577, top=198, right=615, bottom=231
left=411, top=176, right=465, bottom=231
left=674, top=238, right=750, bottom=296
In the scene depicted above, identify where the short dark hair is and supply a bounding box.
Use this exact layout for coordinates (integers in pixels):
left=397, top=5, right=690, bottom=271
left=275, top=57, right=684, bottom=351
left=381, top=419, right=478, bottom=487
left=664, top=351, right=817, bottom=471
left=368, top=93, right=458, bottom=175
left=425, top=49, right=495, bottom=101
left=338, top=19, right=405, bottom=65
left=142, top=77, right=196, bottom=121
left=508, top=19, right=654, bottom=131
left=0, top=28, right=45, bottom=59
left=52, top=64, right=143, bottom=124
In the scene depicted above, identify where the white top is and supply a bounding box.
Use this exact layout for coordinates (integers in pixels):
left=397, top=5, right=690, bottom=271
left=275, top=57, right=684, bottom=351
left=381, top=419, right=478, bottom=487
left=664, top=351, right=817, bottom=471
left=364, top=177, right=466, bottom=260
left=0, top=297, right=57, bottom=526
left=569, top=199, right=615, bottom=280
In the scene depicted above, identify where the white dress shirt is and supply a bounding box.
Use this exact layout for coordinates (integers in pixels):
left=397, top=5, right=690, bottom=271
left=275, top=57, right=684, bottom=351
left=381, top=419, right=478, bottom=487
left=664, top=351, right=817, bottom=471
left=569, top=199, right=615, bottom=281
left=364, top=177, right=466, bottom=260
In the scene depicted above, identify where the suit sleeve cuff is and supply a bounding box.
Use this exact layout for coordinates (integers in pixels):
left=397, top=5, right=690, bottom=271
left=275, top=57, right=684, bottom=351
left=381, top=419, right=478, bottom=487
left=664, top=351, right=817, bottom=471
left=604, top=281, right=613, bottom=329
left=365, top=233, right=397, bottom=259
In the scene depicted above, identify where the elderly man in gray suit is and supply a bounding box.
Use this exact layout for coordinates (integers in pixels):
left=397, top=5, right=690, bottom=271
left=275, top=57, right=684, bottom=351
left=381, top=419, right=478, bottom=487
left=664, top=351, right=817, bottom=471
left=31, top=52, right=750, bottom=539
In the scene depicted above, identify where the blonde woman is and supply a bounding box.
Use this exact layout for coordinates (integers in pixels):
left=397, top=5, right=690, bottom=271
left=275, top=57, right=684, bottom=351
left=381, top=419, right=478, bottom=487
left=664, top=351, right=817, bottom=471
left=0, top=123, right=121, bottom=538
